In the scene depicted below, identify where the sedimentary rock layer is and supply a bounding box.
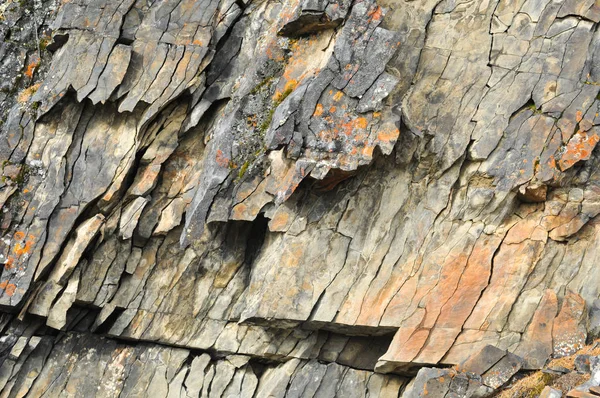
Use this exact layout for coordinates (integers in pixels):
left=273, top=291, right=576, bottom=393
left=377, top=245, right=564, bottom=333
left=1, top=0, right=600, bottom=395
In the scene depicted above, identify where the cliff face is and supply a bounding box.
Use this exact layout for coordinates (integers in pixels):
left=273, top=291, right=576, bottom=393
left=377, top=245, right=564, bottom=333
left=1, top=0, right=600, bottom=395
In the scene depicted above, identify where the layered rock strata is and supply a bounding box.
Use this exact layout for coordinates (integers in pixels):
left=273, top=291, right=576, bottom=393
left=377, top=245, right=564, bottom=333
left=1, top=0, right=600, bottom=395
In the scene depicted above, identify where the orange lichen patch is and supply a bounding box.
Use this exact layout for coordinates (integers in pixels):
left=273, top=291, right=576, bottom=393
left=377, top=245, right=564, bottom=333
left=336, top=116, right=370, bottom=138
left=14, top=243, right=27, bottom=256
left=557, top=130, right=600, bottom=171
left=0, top=280, right=17, bottom=296
left=273, top=79, right=298, bottom=102
left=246, top=115, right=258, bottom=128
left=534, top=155, right=558, bottom=180
left=4, top=284, right=15, bottom=296
left=192, top=39, right=203, bottom=46
left=333, top=91, right=344, bottom=101
left=355, top=117, right=368, bottom=130
left=362, top=145, right=374, bottom=157
left=215, top=149, right=230, bottom=168
left=329, top=106, right=337, bottom=113
left=13, top=234, right=34, bottom=256
left=17, top=83, right=41, bottom=104
left=284, top=79, right=298, bottom=93
left=313, top=103, right=324, bottom=117
left=576, top=110, right=583, bottom=123
left=24, top=60, right=40, bottom=79
left=7, top=234, right=36, bottom=270
left=367, top=5, right=383, bottom=22
left=378, top=127, right=400, bottom=143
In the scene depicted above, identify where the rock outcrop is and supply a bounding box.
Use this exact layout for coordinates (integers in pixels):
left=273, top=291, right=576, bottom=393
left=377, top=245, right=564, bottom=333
left=1, top=0, right=600, bottom=395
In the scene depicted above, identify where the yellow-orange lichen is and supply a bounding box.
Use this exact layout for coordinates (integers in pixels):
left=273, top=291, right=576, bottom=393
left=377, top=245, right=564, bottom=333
left=313, top=103, right=324, bottom=117
left=17, top=83, right=41, bottom=104
left=13, top=238, right=34, bottom=257
left=355, top=117, right=368, bottom=129
left=24, top=60, right=40, bottom=79
left=558, top=131, right=600, bottom=171
left=274, top=79, right=298, bottom=103
left=6, top=233, right=35, bottom=271
left=0, top=281, right=16, bottom=296
left=378, top=127, right=400, bottom=143
left=367, top=5, right=383, bottom=22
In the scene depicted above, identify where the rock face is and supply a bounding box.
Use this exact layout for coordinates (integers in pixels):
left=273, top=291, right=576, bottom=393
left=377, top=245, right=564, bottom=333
left=1, top=0, right=600, bottom=395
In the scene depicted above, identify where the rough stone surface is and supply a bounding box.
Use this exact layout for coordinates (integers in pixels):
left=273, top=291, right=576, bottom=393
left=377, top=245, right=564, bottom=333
left=0, top=327, right=407, bottom=397
left=540, top=386, right=564, bottom=398
left=1, top=0, right=600, bottom=395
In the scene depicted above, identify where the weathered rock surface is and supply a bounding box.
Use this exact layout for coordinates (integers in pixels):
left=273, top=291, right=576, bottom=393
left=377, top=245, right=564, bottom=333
left=0, top=325, right=407, bottom=397
left=2, top=0, right=600, bottom=395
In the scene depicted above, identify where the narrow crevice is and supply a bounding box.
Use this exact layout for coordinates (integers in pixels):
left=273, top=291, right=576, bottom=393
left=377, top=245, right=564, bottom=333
left=243, top=213, right=269, bottom=267
left=93, top=307, right=125, bottom=335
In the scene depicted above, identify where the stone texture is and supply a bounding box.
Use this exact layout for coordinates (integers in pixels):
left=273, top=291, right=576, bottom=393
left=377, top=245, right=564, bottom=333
left=457, top=345, right=524, bottom=390
left=0, top=329, right=407, bottom=398
left=540, top=386, right=564, bottom=398
left=402, top=367, right=493, bottom=398
left=1, top=0, right=600, bottom=395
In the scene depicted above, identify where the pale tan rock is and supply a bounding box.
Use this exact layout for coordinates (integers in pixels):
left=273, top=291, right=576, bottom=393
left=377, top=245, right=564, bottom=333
left=154, top=198, right=187, bottom=235
left=119, top=197, right=149, bottom=240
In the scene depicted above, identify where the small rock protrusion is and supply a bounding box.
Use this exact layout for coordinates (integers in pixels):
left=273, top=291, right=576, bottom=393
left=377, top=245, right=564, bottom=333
left=539, top=386, right=563, bottom=398
left=402, top=367, right=492, bottom=398
left=575, top=355, right=592, bottom=373
left=589, top=300, right=600, bottom=339
left=518, top=182, right=548, bottom=203
left=566, top=390, right=597, bottom=398
left=458, top=345, right=524, bottom=391
left=459, top=345, right=506, bottom=375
